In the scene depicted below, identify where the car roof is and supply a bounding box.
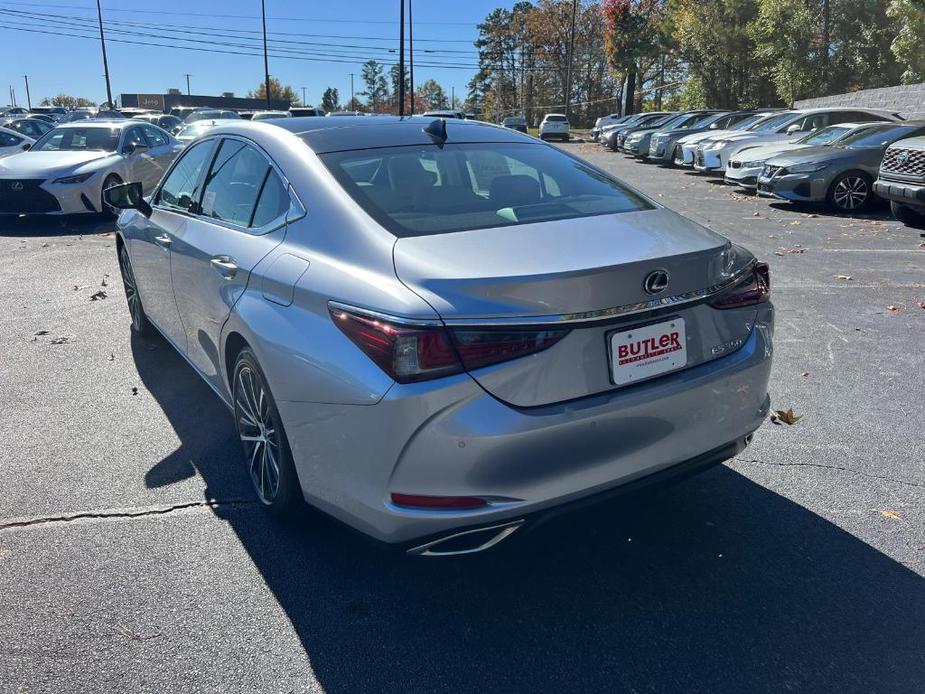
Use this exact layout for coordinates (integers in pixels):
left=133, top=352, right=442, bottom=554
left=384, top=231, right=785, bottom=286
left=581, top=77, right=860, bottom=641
left=55, top=120, right=133, bottom=129
left=211, top=116, right=535, bottom=153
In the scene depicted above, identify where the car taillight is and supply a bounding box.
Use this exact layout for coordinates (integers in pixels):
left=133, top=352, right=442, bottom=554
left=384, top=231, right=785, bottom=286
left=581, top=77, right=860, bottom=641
left=709, top=262, right=770, bottom=309
left=330, top=307, right=569, bottom=383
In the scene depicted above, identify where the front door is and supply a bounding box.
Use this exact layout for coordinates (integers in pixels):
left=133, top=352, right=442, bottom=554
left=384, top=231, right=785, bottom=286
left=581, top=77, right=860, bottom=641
left=128, top=138, right=217, bottom=351
left=168, top=137, right=292, bottom=391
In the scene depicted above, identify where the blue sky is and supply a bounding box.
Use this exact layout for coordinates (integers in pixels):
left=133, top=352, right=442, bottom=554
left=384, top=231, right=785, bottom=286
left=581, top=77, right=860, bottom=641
left=1, top=0, right=516, bottom=108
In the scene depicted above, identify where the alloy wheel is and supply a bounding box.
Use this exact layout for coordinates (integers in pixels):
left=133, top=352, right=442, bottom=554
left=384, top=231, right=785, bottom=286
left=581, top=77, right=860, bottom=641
left=119, top=246, right=143, bottom=332
left=235, top=365, right=281, bottom=504
left=833, top=175, right=868, bottom=211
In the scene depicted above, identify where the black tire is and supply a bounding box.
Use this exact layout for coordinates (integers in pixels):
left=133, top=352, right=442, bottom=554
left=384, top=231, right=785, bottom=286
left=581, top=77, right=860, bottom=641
left=232, top=349, right=302, bottom=516
left=118, top=244, right=152, bottom=335
left=100, top=174, right=123, bottom=218
left=827, top=171, right=872, bottom=213
left=563, top=134, right=570, bottom=142
left=890, top=200, right=925, bottom=229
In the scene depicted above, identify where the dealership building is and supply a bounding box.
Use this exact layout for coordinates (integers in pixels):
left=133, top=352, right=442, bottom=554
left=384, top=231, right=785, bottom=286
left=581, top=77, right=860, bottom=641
left=119, top=92, right=290, bottom=113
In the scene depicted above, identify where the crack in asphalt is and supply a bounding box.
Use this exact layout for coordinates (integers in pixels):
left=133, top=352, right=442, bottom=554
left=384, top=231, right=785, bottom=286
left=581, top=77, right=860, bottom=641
left=732, top=457, right=925, bottom=490
left=0, top=498, right=257, bottom=532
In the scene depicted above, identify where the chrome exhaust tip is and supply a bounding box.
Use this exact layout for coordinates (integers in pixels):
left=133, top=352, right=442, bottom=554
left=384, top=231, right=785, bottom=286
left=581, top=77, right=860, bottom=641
left=407, top=520, right=524, bottom=557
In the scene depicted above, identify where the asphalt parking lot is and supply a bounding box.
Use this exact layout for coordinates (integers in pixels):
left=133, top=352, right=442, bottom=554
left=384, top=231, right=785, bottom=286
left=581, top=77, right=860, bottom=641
left=1, top=147, right=923, bottom=694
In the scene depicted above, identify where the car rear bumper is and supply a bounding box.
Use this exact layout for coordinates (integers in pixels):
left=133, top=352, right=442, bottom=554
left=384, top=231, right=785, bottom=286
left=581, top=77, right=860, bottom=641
left=873, top=178, right=925, bottom=208
left=277, top=306, right=774, bottom=546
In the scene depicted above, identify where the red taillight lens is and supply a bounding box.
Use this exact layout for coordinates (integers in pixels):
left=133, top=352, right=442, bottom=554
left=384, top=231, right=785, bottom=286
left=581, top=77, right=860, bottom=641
left=709, top=262, right=770, bottom=309
left=330, top=308, right=462, bottom=383
left=452, top=329, right=569, bottom=370
left=390, top=493, right=488, bottom=509
left=330, top=307, right=570, bottom=383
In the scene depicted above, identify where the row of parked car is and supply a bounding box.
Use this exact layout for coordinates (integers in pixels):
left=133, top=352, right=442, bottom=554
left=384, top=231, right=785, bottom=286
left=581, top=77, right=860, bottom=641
left=592, top=107, right=925, bottom=228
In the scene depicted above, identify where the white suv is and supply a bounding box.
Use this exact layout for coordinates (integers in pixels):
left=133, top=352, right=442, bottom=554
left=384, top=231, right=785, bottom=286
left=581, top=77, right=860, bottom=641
left=539, top=113, right=570, bottom=142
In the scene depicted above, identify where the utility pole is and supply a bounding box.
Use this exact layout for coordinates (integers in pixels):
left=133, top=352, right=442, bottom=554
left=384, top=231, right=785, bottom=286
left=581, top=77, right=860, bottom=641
left=398, top=0, right=405, bottom=116
left=184, top=73, right=191, bottom=96
left=301, top=86, right=306, bottom=106
left=349, top=73, right=356, bottom=109
left=261, top=0, right=271, bottom=109
left=8, top=85, right=14, bottom=108
left=23, top=75, right=31, bottom=110
left=408, top=0, right=414, bottom=114
left=96, top=0, right=113, bottom=107
left=563, top=0, right=578, bottom=122
left=451, top=86, right=455, bottom=110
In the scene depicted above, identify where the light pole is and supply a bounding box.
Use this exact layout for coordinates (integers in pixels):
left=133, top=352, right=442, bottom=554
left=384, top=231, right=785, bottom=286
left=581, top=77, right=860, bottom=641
left=563, top=0, right=578, bottom=122
left=23, top=75, right=31, bottom=110
left=398, top=0, right=405, bottom=116
left=349, top=73, right=355, bottom=109
left=96, top=0, right=113, bottom=107
left=409, top=0, right=414, bottom=114
left=301, top=86, right=306, bottom=106
left=185, top=73, right=191, bottom=96
left=261, top=0, right=271, bottom=109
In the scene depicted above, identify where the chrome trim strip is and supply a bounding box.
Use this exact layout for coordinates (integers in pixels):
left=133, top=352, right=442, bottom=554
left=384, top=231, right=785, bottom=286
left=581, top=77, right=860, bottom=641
left=440, top=262, right=757, bottom=327
left=407, top=520, right=524, bottom=557
left=327, top=301, right=443, bottom=327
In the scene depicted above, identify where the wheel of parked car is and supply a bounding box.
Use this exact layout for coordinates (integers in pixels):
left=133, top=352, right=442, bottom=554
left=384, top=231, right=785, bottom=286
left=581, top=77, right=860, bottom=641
left=827, top=171, right=872, bottom=213
left=101, top=174, right=123, bottom=218
left=890, top=201, right=925, bottom=229
left=118, top=244, right=151, bottom=335
left=232, top=349, right=302, bottom=515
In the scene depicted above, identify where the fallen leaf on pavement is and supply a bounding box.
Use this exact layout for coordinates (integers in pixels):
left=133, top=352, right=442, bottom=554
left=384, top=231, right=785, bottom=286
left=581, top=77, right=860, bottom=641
left=131, top=387, right=138, bottom=396
left=73, top=284, right=88, bottom=291
left=833, top=274, right=852, bottom=281
left=50, top=335, right=71, bottom=345
left=90, top=290, right=107, bottom=301
left=770, top=408, right=802, bottom=425
left=801, top=371, right=810, bottom=377
left=886, top=304, right=902, bottom=313
left=881, top=510, right=902, bottom=521
left=34, top=330, right=49, bottom=336
left=108, top=353, right=115, bottom=362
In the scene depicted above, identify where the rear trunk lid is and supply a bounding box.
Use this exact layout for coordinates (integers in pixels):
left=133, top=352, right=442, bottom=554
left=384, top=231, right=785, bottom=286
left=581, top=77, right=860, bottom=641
left=393, top=209, right=758, bottom=406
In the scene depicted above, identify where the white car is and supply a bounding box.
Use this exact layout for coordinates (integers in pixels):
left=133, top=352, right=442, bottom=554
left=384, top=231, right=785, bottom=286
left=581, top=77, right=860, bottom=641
left=251, top=110, right=292, bottom=121
left=0, top=120, right=182, bottom=216
left=693, top=108, right=900, bottom=174
left=676, top=112, right=781, bottom=167
left=0, top=126, right=34, bottom=159
left=725, top=122, right=882, bottom=190
left=539, top=113, right=570, bottom=141
left=591, top=113, right=630, bottom=141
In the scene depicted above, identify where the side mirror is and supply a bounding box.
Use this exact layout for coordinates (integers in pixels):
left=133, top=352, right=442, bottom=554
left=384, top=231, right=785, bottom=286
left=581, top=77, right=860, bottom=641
left=786, top=124, right=803, bottom=136
left=21, top=142, right=31, bottom=150
left=103, top=181, right=152, bottom=218
left=122, top=143, right=149, bottom=155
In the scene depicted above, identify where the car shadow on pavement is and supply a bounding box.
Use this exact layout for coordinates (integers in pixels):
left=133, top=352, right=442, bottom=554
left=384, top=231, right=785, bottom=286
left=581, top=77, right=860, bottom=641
left=133, top=331, right=925, bottom=694
left=0, top=214, right=115, bottom=237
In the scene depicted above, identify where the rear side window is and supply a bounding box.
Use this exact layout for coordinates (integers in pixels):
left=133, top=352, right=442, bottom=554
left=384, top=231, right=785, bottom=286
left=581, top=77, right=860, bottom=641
left=320, top=142, right=652, bottom=237
left=0, top=131, right=20, bottom=146
left=157, top=139, right=213, bottom=209
left=200, top=139, right=287, bottom=228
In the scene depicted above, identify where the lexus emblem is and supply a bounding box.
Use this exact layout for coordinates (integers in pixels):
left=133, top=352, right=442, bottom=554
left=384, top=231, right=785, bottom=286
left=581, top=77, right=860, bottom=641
left=896, top=150, right=910, bottom=165
left=10, top=182, right=23, bottom=191
left=643, top=269, right=670, bottom=295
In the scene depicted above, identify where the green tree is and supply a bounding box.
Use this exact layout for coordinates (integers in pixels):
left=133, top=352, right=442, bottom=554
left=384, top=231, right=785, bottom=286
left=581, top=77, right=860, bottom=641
left=602, top=0, right=667, bottom=114
left=749, top=0, right=818, bottom=105
left=360, top=59, right=389, bottom=112
left=247, top=76, right=300, bottom=105
left=889, top=0, right=925, bottom=83
left=415, top=79, right=449, bottom=110
left=321, top=87, right=340, bottom=112
left=39, top=94, right=96, bottom=109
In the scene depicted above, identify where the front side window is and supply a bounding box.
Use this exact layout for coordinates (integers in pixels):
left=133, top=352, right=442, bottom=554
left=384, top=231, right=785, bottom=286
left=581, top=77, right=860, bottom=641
left=199, top=140, right=279, bottom=228
left=33, top=127, right=120, bottom=152
left=157, top=139, right=214, bottom=209
left=142, top=126, right=168, bottom=147
left=123, top=127, right=148, bottom=150
left=320, top=142, right=652, bottom=237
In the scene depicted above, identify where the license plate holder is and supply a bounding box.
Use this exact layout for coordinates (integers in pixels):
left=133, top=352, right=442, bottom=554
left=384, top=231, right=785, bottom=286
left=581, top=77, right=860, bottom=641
left=609, top=318, right=687, bottom=386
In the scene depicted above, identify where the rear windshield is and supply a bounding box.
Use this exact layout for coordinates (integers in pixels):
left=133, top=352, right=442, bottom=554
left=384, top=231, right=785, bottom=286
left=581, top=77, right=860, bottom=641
left=798, top=125, right=854, bottom=145
left=545, top=115, right=567, bottom=122
left=838, top=124, right=924, bottom=148
left=33, top=127, right=119, bottom=152
left=319, top=142, right=652, bottom=237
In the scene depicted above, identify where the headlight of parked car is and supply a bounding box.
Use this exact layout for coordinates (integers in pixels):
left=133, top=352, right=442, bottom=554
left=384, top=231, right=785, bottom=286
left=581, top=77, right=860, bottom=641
left=743, top=160, right=765, bottom=168
left=53, top=172, right=95, bottom=184
left=786, top=162, right=828, bottom=174
left=708, top=140, right=731, bottom=150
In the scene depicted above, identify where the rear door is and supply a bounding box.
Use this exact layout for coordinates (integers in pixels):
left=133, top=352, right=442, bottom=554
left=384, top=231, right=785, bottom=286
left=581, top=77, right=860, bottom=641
left=168, top=136, right=291, bottom=390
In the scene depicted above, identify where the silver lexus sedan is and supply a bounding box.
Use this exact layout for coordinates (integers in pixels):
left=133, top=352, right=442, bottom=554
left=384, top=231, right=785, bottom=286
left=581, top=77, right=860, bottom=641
left=105, top=117, right=773, bottom=556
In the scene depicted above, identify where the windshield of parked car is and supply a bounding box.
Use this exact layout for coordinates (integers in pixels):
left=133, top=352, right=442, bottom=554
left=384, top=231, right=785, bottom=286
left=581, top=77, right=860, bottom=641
left=837, top=124, right=924, bottom=148
left=797, top=125, right=856, bottom=145
left=187, top=110, right=239, bottom=122
left=32, top=127, right=119, bottom=152
left=748, top=112, right=797, bottom=132
left=320, top=142, right=653, bottom=237
left=177, top=123, right=215, bottom=139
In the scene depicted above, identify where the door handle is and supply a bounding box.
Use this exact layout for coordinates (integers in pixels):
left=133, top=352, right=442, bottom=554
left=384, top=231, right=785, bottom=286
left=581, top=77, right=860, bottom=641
left=210, top=255, right=238, bottom=279
left=153, top=233, right=171, bottom=249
